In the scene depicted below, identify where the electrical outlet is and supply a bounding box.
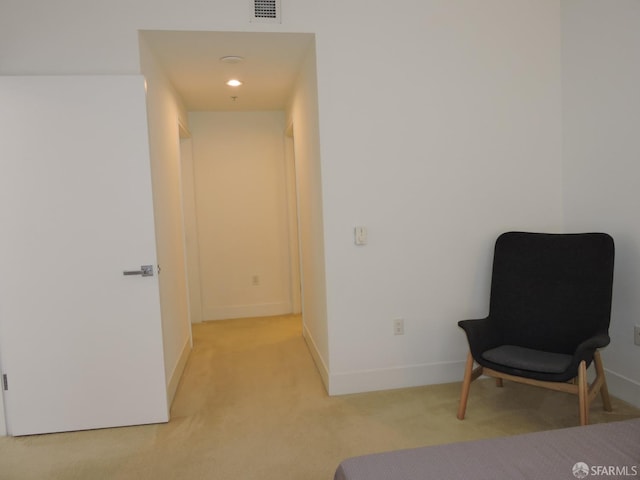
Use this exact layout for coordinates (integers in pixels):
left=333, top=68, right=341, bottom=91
left=393, top=318, right=404, bottom=335
left=634, top=325, right=640, bottom=346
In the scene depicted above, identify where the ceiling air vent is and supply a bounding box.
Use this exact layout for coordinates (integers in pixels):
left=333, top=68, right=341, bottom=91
left=251, top=0, right=281, bottom=23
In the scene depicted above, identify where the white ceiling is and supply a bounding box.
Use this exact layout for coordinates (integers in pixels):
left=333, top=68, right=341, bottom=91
left=140, top=31, right=314, bottom=112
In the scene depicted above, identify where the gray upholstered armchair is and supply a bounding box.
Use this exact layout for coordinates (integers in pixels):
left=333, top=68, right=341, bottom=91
left=457, top=232, right=615, bottom=425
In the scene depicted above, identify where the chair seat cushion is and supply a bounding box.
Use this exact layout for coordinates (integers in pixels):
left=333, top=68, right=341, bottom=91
left=481, top=345, right=573, bottom=374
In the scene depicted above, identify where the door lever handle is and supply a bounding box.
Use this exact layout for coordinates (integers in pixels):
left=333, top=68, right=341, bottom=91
left=123, top=265, right=154, bottom=277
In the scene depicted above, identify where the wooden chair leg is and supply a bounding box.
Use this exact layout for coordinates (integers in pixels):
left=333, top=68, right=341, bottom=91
left=495, top=378, right=503, bottom=388
left=457, top=352, right=476, bottom=420
left=593, top=350, right=613, bottom=412
left=578, top=360, right=588, bottom=426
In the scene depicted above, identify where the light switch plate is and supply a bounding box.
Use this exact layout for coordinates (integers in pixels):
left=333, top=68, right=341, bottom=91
left=354, top=226, right=367, bottom=245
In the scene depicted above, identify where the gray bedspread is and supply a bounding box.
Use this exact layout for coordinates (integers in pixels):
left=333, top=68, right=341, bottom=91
left=334, top=418, right=640, bottom=480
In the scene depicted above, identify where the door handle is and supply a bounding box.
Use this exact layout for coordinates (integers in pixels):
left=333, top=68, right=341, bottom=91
left=123, top=265, right=154, bottom=277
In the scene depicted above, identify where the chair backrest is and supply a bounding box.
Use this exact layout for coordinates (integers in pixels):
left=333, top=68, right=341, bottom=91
left=489, top=232, right=615, bottom=354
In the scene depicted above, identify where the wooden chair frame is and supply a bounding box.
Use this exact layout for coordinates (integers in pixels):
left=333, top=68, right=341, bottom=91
left=457, top=350, right=612, bottom=425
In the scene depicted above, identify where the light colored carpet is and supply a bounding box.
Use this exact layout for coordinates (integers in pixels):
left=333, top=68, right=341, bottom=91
left=1, top=314, right=638, bottom=479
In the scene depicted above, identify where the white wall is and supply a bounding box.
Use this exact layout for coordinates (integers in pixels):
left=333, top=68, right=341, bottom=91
left=139, top=37, right=192, bottom=405
left=180, top=135, right=205, bottom=324
left=286, top=43, right=330, bottom=387
left=562, top=0, right=640, bottom=406
left=318, top=1, right=564, bottom=393
left=189, top=111, right=293, bottom=320
left=0, top=346, right=6, bottom=435
left=0, top=0, right=586, bottom=403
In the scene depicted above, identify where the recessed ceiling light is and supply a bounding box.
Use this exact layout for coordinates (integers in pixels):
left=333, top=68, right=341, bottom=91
left=226, top=79, right=243, bottom=87
left=220, top=56, right=245, bottom=64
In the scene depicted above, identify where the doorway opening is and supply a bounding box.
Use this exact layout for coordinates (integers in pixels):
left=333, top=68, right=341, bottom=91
left=139, top=30, right=327, bottom=400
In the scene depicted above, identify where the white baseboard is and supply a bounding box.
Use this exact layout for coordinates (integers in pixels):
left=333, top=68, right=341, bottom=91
left=324, top=363, right=640, bottom=401
left=604, top=368, right=640, bottom=408
left=167, top=339, right=191, bottom=408
left=302, top=323, right=330, bottom=392
left=204, top=302, right=291, bottom=321
left=328, top=360, right=466, bottom=396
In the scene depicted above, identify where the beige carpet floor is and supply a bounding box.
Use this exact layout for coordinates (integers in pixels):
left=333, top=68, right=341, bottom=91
left=1, top=314, right=638, bottom=479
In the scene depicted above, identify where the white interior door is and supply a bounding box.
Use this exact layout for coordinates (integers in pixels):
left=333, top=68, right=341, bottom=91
left=0, top=76, right=168, bottom=436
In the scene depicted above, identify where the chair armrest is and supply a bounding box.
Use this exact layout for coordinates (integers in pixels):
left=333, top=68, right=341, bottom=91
left=555, top=333, right=611, bottom=378
left=458, top=317, right=502, bottom=360
left=573, top=333, right=610, bottom=365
